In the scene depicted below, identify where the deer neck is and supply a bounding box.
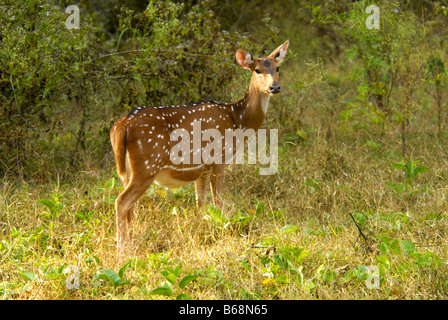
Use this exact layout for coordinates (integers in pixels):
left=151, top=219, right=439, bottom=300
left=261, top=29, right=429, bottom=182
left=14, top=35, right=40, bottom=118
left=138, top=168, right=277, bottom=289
left=232, top=83, right=270, bottom=131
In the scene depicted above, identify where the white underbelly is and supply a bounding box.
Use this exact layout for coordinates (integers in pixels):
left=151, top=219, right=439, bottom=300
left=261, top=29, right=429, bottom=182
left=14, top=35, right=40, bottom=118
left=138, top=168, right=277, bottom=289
left=154, top=170, right=194, bottom=188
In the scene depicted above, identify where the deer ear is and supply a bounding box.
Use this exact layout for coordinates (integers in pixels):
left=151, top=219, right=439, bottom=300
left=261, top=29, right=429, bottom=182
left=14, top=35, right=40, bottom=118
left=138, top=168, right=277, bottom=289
left=267, top=40, right=289, bottom=64
left=236, top=49, right=254, bottom=70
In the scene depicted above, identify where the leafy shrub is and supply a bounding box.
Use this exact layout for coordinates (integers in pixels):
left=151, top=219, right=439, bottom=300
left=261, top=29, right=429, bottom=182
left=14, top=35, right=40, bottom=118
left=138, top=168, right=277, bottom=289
left=0, top=0, right=247, bottom=178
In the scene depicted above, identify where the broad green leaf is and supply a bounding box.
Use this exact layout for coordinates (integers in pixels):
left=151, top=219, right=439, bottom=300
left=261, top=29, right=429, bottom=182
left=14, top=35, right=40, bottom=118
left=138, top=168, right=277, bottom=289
left=413, top=166, right=429, bottom=175
left=149, top=286, right=173, bottom=297
left=306, top=280, right=316, bottom=291
left=376, top=255, right=390, bottom=269
left=340, top=270, right=356, bottom=284
left=379, top=242, right=388, bottom=255
left=93, top=274, right=109, bottom=281
left=352, top=212, right=367, bottom=226
left=240, top=260, right=251, bottom=272
left=324, top=269, right=338, bottom=283
left=103, top=177, right=116, bottom=189
left=104, top=196, right=117, bottom=204
left=161, top=270, right=177, bottom=284
left=176, top=293, right=192, bottom=300
left=399, top=240, right=415, bottom=255
left=391, top=161, right=406, bottom=170
left=149, top=281, right=173, bottom=297
left=20, top=272, right=38, bottom=281
left=296, top=248, right=310, bottom=264
left=58, top=264, right=67, bottom=274
left=94, top=269, right=127, bottom=287
left=45, top=273, right=60, bottom=280
left=273, top=254, right=288, bottom=272
left=179, top=275, right=198, bottom=289
left=390, top=239, right=401, bottom=255
left=355, top=265, right=368, bottom=280
left=207, top=206, right=227, bottom=225
left=280, top=224, right=299, bottom=234
left=274, top=275, right=288, bottom=284
left=38, top=198, right=53, bottom=208
left=173, top=263, right=183, bottom=277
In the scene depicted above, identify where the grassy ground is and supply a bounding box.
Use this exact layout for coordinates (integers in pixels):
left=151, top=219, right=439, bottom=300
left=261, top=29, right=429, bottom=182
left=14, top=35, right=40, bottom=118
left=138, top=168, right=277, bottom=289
left=1, top=122, right=447, bottom=299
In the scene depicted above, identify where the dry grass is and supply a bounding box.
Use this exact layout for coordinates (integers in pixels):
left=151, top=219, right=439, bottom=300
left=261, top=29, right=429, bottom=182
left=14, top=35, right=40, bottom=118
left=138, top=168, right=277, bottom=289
left=1, top=125, right=447, bottom=300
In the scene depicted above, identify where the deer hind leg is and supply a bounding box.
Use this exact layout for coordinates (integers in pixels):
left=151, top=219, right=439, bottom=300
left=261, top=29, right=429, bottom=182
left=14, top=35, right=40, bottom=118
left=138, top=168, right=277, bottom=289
left=115, top=175, right=154, bottom=246
left=210, top=172, right=224, bottom=208
left=210, top=165, right=225, bottom=208
left=122, top=152, right=132, bottom=188
left=194, top=172, right=209, bottom=208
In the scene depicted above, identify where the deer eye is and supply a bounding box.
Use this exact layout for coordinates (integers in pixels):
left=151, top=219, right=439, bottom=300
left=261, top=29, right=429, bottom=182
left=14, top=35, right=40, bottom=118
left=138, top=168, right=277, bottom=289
left=254, top=69, right=261, bottom=74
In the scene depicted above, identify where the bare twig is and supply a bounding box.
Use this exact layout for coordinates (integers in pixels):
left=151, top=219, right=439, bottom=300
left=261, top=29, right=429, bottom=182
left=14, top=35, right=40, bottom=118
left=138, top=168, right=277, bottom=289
left=349, top=213, right=369, bottom=243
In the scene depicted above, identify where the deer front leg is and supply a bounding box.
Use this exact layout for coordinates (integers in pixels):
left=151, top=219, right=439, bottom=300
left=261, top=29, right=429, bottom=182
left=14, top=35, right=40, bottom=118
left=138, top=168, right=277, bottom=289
left=194, top=173, right=209, bottom=208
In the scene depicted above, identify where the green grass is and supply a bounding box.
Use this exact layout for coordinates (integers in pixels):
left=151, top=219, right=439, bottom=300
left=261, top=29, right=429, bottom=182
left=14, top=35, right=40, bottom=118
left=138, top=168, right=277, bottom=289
left=1, top=128, right=447, bottom=300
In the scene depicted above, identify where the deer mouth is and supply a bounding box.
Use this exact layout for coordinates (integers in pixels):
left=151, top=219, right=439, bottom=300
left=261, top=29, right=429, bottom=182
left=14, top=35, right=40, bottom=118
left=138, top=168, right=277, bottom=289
left=269, top=84, right=281, bottom=95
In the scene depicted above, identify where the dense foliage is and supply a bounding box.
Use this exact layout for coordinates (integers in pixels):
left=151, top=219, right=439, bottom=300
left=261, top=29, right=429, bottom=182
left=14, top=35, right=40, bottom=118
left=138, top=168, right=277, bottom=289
left=0, top=0, right=249, bottom=178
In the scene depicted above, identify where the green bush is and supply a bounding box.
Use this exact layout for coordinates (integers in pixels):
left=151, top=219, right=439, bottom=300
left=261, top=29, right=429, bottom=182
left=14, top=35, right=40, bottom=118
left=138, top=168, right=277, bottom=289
left=0, top=0, right=247, bottom=179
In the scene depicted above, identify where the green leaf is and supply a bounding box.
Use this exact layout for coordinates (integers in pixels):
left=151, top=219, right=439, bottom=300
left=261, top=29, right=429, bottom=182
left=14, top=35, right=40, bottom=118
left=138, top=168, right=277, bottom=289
left=176, top=293, right=192, bottom=300
left=390, top=239, right=401, bottom=255
left=93, top=274, right=109, bottom=281
left=207, top=206, right=227, bottom=225
left=149, top=286, right=173, bottom=297
left=315, top=264, right=326, bottom=280
left=173, top=263, right=183, bottom=277
left=296, top=248, right=310, bottom=264
left=385, top=182, right=407, bottom=193
left=312, top=5, right=321, bottom=16
left=391, top=161, right=406, bottom=171
left=379, top=242, right=388, bottom=255
left=104, top=196, right=117, bottom=204
left=161, top=270, right=177, bottom=284
left=103, top=177, right=116, bottom=189
left=273, top=254, right=289, bottom=272
left=399, top=240, right=415, bottom=255
left=76, top=211, right=94, bottom=221
left=413, top=166, right=429, bottom=175
left=356, top=83, right=370, bottom=96
left=280, top=224, right=299, bottom=234
left=229, top=214, right=252, bottom=226
left=20, top=272, right=38, bottom=281
left=324, top=269, right=338, bottom=283
left=94, top=269, right=127, bottom=288
left=351, top=212, right=367, bottom=226
left=355, top=265, right=368, bottom=280
left=340, top=270, right=356, bottom=284
left=38, top=198, right=54, bottom=209
left=179, top=275, right=198, bottom=289
left=58, top=264, right=67, bottom=275
left=149, top=281, right=173, bottom=297
left=274, top=275, right=288, bottom=284
left=118, top=262, right=131, bottom=279
left=240, top=260, right=251, bottom=272
left=365, top=140, right=381, bottom=151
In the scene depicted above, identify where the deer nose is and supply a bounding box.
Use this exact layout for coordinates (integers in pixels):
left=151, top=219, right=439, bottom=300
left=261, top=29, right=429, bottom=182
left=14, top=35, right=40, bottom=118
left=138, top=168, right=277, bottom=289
left=270, top=83, right=281, bottom=94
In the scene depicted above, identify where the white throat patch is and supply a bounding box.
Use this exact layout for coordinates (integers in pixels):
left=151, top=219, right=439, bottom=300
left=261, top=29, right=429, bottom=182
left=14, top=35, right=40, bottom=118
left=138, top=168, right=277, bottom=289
left=260, top=94, right=270, bottom=114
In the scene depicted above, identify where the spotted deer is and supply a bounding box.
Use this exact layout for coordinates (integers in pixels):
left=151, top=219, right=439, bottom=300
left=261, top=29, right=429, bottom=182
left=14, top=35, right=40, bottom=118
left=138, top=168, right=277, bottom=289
left=110, top=40, right=289, bottom=245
